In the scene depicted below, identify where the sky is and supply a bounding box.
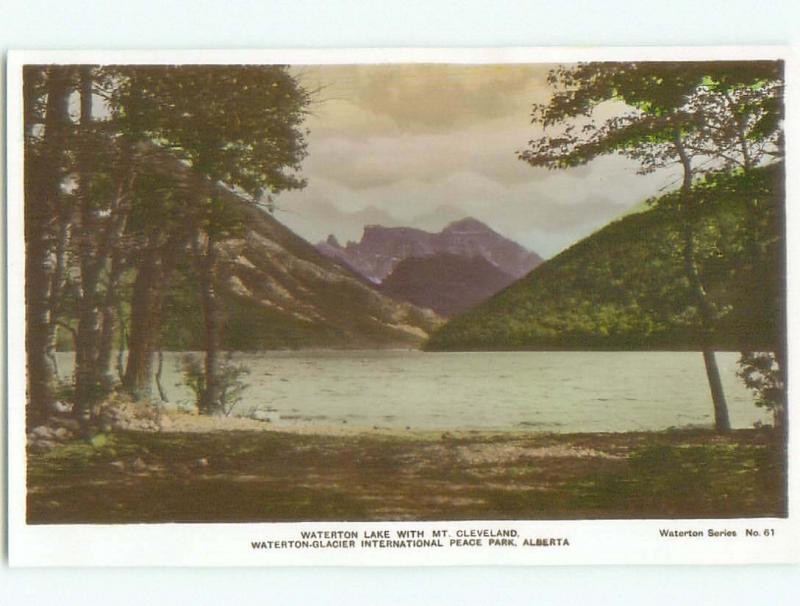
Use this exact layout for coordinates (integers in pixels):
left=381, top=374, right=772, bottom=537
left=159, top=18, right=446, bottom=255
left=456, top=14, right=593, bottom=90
left=275, top=64, right=681, bottom=259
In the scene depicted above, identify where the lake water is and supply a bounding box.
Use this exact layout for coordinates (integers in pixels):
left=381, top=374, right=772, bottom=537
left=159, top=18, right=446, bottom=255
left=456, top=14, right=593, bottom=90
left=56, top=350, right=768, bottom=433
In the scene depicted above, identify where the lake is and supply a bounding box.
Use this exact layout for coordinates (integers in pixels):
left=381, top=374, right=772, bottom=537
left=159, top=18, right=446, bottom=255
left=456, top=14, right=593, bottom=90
left=56, top=350, right=768, bottom=433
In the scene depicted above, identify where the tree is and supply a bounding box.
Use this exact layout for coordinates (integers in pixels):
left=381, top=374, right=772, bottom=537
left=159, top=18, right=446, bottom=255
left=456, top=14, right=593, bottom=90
left=520, top=62, right=782, bottom=433
left=24, top=66, right=72, bottom=429
left=121, top=169, right=194, bottom=398
left=111, top=66, right=310, bottom=414
left=23, top=64, right=311, bottom=431
left=66, top=68, right=153, bottom=427
left=688, top=65, right=787, bottom=430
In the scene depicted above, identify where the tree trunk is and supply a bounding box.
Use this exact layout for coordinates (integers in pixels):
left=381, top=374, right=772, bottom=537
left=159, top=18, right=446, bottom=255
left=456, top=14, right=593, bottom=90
left=199, top=234, right=221, bottom=414
left=97, top=139, right=136, bottom=387
left=116, top=303, right=127, bottom=383
left=155, top=348, right=169, bottom=402
left=45, top=216, right=71, bottom=378
left=702, top=350, right=731, bottom=432
left=674, top=134, right=731, bottom=433
left=123, top=248, right=161, bottom=399
left=123, top=234, right=182, bottom=399
left=97, top=253, right=126, bottom=389
left=73, top=68, right=103, bottom=427
left=24, top=67, right=70, bottom=429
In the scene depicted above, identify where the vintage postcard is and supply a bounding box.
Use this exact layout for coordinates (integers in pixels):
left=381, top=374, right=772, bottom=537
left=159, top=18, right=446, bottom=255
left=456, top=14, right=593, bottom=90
left=6, top=47, right=798, bottom=566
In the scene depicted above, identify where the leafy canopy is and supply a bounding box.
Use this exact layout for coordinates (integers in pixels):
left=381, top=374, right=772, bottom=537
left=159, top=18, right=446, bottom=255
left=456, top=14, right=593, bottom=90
left=520, top=61, right=783, bottom=176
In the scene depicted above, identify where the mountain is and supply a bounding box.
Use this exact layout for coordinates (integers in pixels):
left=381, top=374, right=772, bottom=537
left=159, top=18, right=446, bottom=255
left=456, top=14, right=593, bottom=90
left=144, top=156, right=442, bottom=350
left=426, top=164, right=784, bottom=352
left=379, top=253, right=516, bottom=318
left=316, top=218, right=542, bottom=283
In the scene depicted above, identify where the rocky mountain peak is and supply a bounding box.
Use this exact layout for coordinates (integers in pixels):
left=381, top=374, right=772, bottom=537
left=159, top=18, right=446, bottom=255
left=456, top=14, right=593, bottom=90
left=316, top=217, right=542, bottom=284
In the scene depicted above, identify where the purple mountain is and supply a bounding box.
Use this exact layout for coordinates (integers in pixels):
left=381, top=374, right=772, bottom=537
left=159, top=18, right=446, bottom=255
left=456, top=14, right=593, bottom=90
left=316, top=218, right=542, bottom=284
left=379, top=253, right=517, bottom=317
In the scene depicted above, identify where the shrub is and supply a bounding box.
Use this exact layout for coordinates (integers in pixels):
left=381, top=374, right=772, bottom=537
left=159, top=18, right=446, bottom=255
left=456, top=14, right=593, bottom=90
left=179, top=353, right=250, bottom=416
left=737, top=352, right=786, bottom=431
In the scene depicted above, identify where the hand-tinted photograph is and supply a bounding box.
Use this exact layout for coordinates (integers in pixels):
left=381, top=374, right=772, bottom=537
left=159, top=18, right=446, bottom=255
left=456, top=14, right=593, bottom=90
left=21, top=60, right=786, bottom=524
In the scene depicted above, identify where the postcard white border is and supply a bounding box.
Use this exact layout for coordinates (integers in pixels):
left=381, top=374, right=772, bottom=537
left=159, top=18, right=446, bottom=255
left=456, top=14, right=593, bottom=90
left=6, top=46, right=800, bottom=567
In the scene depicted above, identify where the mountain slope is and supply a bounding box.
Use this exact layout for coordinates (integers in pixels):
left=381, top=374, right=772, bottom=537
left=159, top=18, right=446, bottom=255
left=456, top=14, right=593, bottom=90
left=151, top=162, right=442, bottom=350
left=426, top=165, right=784, bottom=352
left=379, top=253, right=516, bottom=317
left=317, top=218, right=542, bottom=283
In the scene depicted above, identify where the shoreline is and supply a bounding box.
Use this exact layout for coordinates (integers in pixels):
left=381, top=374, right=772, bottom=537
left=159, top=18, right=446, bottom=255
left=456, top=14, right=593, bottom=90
left=134, top=405, right=767, bottom=440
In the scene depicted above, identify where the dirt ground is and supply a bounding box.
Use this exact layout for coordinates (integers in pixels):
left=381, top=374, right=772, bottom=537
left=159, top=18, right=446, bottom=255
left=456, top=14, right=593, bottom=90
left=27, top=427, right=787, bottom=523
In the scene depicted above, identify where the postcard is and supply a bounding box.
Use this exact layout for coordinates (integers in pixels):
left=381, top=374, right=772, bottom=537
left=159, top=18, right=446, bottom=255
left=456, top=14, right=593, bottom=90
left=6, top=47, right=798, bottom=566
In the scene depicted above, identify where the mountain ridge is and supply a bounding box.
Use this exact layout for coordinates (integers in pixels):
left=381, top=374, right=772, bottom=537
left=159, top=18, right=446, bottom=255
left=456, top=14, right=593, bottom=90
left=316, top=217, right=542, bottom=284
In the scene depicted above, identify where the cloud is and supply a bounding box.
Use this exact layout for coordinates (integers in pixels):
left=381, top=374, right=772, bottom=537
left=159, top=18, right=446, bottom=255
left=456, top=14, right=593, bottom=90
left=303, top=119, right=547, bottom=191
left=278, top=154, right=678, bottom=258
left=296, top=64, right=553, bottom=137
left=276, top=64, right=679, bottom=259
left=275, top=196, right=402, bottom=245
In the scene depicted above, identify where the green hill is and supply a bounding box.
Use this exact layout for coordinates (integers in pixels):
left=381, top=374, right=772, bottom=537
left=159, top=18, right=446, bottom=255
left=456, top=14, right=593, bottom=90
left=426, top=164, right=785, bottom=352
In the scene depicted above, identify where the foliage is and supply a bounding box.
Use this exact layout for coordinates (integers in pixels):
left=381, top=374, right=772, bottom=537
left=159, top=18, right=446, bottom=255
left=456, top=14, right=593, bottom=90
left=110, top=65, right=310, bottom=228
left=737, top=352, right=786, bottom=427
left=179, top=353, right=250, bottom=416
left=426, top=163, right=784, bottom=351
left=520, top=61, right=783, bottom=175
left=515, top=61, right=784, bottom=433
left=23, top=64, right=312, bottom=422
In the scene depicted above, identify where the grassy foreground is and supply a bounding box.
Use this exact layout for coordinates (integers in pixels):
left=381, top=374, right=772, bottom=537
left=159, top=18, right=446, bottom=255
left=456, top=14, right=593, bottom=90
left=27, top=428, right=786, bottom=523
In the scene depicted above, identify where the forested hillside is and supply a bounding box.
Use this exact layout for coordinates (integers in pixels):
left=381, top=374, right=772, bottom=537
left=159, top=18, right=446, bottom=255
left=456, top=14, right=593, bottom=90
left=427, top=164, right=785, bottom=352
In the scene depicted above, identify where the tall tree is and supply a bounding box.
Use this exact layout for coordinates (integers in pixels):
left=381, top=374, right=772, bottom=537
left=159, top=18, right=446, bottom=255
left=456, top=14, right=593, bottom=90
left=72, top=66, right=104, bottom=423
left=111, top=66, right=310, bottom=413
left=121, top=169, right=194, bottom=398
left=24, top=66, right=72, bottom=428
left=68, top=68, right=145, bottom=425
left=519, top=62, right=782, bottom=432
left=689, top=65, right=787, bottom=429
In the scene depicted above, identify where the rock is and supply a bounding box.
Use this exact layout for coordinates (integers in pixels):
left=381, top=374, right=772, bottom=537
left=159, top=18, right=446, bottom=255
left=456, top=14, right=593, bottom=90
left=30, top=439, right=57, bottom=453
left=251, top=409, right=277, bottom=422
left=195, top=457, right=209, bottom=468
left=131, top=457, right=148, bottom=472
left=110, top=460, right=126, bottom=471
left=51, top=417, right=80, bottom=432
left=53, top=427, right=72, bottom=440
left=31, top=425, right=53, bottom=439
left=49, top=400, right=72, bottom=414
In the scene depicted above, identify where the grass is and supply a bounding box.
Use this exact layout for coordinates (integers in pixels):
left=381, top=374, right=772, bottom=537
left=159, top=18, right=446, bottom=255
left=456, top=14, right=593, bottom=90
left=27, top=428, right=787, bottom=524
